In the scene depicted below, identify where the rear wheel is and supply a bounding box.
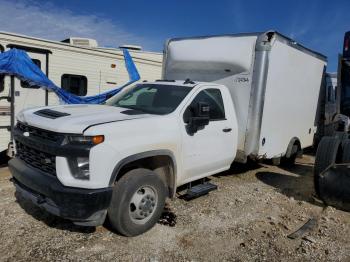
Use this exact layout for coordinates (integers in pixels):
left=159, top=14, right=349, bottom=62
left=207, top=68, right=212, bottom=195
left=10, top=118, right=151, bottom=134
left=271, top=157, right=281, bottom=166
left=281, top=144, right=300, bottom=166
left=108, top=168, right=167, bottom=236
left=314, top=137, right=341, bottom=196
left=318, top=138, right=350, bottom=211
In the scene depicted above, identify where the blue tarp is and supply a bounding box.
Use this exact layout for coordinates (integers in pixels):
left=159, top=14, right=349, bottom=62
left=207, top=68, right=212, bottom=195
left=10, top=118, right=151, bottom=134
left=0, top=48, right=140, bottom=104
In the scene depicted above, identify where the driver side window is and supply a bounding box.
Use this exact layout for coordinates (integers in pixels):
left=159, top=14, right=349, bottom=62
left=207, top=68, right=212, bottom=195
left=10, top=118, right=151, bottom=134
left=184, top=88, right=225, bottom=121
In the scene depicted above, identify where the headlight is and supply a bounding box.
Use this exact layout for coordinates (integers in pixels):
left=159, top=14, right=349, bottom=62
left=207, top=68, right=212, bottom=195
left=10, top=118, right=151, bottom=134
left=68, top=156, right=90, bottom=180
left=65, top=135, right=104, bottom=180
left=66, top=135, right=104, bottom=145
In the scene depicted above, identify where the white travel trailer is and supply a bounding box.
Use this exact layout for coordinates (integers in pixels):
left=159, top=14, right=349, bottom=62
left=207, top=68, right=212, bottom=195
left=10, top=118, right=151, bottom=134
left=9, top=31, right=327, bottom=236
left=0, top=32, right=162, bottom=157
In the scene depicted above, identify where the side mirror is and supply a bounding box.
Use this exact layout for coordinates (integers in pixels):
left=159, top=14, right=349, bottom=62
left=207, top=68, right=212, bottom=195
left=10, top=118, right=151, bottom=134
left=187, top=102, right=210, bottom=134
left=196, top=102, right=210, bottom=117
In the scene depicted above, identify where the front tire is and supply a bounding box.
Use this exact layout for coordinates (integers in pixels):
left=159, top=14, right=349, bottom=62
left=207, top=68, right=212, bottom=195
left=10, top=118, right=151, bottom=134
left=108, top=168, right=167, bottom=236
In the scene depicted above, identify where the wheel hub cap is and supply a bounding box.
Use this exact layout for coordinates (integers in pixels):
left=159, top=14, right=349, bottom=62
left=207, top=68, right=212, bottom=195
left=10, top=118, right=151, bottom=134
left=129, top=186, right=157, bottom=224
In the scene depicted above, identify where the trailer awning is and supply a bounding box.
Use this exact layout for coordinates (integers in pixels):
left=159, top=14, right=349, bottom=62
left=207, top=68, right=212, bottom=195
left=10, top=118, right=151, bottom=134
left=0, top=48, right=140, bottom=104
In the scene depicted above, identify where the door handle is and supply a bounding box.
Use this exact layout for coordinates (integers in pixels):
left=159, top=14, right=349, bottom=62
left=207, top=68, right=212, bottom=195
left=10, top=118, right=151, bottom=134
left=223, top=128, right=232, bottom=133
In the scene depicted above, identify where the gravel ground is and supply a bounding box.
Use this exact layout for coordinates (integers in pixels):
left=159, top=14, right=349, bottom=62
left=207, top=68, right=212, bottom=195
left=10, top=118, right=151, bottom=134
left=0, top=154, right=349, bottom=261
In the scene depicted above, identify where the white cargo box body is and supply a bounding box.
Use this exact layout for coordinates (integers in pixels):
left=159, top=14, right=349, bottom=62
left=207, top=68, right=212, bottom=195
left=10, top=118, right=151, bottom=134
left=163, top=31, right=327, bottom=161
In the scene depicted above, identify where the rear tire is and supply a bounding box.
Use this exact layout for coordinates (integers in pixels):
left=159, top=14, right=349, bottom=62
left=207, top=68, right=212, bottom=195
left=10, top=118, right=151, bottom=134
left=108, top=168, right=167, bottom=236
left=271, top=157, right=281, bottom=166
left=281, top=144, right=299, bottom=166
left=314, top=137, right=341, bottom=196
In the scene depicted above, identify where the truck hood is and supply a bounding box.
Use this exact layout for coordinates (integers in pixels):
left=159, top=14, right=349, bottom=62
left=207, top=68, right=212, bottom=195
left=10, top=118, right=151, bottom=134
left=17, top=104, right=153, bottom=134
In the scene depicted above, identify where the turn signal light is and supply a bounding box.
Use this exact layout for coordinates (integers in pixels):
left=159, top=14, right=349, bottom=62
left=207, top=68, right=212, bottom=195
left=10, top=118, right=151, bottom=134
left=92, top=135, right=104, bottom=145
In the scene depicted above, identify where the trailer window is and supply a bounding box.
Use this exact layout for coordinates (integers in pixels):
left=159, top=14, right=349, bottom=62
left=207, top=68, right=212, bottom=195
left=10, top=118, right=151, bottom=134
left=189, top=89, right=225, bottom=120
left=61, top=74, right=87, bottom=96
left=21, top=59, right=41, bottom=89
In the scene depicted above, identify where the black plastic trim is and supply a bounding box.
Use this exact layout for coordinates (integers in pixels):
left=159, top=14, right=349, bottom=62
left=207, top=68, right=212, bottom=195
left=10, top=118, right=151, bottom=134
left=108, top=150, right=177, bottom=196
left=14, top=127, right=90, bottom=157
left=6, top=44, right=52, bottom=54
left=9, top=158, right=113, bottom=221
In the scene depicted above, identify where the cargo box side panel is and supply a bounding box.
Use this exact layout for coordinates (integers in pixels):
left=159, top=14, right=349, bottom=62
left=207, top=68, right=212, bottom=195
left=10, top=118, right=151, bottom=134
left=258, top=40, right=325, bottom=158
left=164, top=36, right=257, bottom=151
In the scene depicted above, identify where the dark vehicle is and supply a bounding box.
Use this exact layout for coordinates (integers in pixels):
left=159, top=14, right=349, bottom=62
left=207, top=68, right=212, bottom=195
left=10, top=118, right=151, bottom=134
left=341, top=32, right=350, bottom=117
left=314, top=31, right=350, bottom=212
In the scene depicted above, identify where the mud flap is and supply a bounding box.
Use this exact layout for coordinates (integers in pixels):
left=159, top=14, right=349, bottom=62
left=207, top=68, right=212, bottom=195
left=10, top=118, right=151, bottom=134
left=318, top=164, right=350, bottom=211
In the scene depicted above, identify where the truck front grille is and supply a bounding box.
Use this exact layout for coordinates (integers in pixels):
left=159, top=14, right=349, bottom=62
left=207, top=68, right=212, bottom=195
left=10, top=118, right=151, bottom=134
left=16, top=122, right=64, bottom=143
left=16, top=141, right=56, bottom=176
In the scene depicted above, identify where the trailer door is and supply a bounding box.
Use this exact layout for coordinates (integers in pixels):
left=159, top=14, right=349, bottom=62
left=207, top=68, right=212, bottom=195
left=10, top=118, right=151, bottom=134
left=1, top=45, right=50, bottom=156
left=14, top=52, right=47, bottom=117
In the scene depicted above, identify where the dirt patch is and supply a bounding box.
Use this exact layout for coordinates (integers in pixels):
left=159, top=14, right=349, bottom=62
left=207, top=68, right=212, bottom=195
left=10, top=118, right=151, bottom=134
left=0, top=154, right=349, bottom=261
left=158, top=204, right=177, bottom=227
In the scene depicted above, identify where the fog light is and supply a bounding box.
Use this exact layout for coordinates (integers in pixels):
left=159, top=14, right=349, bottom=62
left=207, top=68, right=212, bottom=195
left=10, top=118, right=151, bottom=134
left=68, top=157, right=90, bottom=180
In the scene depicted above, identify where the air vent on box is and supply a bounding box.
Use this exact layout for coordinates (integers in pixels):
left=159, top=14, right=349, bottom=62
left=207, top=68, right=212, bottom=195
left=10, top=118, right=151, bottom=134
left=61, top=37, right=98, bottom=48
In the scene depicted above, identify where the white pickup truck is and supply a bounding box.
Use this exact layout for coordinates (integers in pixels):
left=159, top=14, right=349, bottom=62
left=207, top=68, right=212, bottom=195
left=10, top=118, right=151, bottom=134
left=9, top=31, right=326, bottom=236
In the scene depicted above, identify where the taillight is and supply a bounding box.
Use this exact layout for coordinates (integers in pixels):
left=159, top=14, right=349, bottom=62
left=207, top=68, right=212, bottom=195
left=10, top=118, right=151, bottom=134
left=344, top=32, right=350, bottom=57
left=345, top=38, right=349, bottom=52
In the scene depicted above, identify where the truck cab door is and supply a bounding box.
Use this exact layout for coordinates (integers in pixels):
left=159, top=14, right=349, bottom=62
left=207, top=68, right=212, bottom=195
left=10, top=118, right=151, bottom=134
left=180, top=86, right=237, bottom=184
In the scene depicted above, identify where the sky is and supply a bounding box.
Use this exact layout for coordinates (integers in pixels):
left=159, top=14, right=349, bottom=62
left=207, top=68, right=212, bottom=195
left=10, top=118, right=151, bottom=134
left=0, top=0, right=348, bottom=71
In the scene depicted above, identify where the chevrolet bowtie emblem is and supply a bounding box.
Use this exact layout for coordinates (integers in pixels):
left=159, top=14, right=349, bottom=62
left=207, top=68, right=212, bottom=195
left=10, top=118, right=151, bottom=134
left=43, top=158, right=51, bottom=164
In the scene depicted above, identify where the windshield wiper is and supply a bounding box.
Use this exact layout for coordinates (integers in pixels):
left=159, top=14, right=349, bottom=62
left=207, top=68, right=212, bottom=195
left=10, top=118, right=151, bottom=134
left=116, top=105, right=156, bottom=114
left=120, top=109, right=148, bottom=115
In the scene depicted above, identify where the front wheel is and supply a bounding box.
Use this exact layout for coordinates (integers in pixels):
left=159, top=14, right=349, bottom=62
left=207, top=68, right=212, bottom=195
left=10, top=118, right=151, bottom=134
left=108, top=168, right=167, bottom=236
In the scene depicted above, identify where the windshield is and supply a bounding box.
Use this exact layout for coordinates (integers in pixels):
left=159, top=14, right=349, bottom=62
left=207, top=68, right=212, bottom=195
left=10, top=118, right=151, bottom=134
left=106, top=84, right=193, bottom=115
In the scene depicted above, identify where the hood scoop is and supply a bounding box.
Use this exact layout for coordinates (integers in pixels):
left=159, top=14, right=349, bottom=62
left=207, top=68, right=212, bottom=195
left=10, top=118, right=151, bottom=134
left=34, top=109, right=71, bottom=119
